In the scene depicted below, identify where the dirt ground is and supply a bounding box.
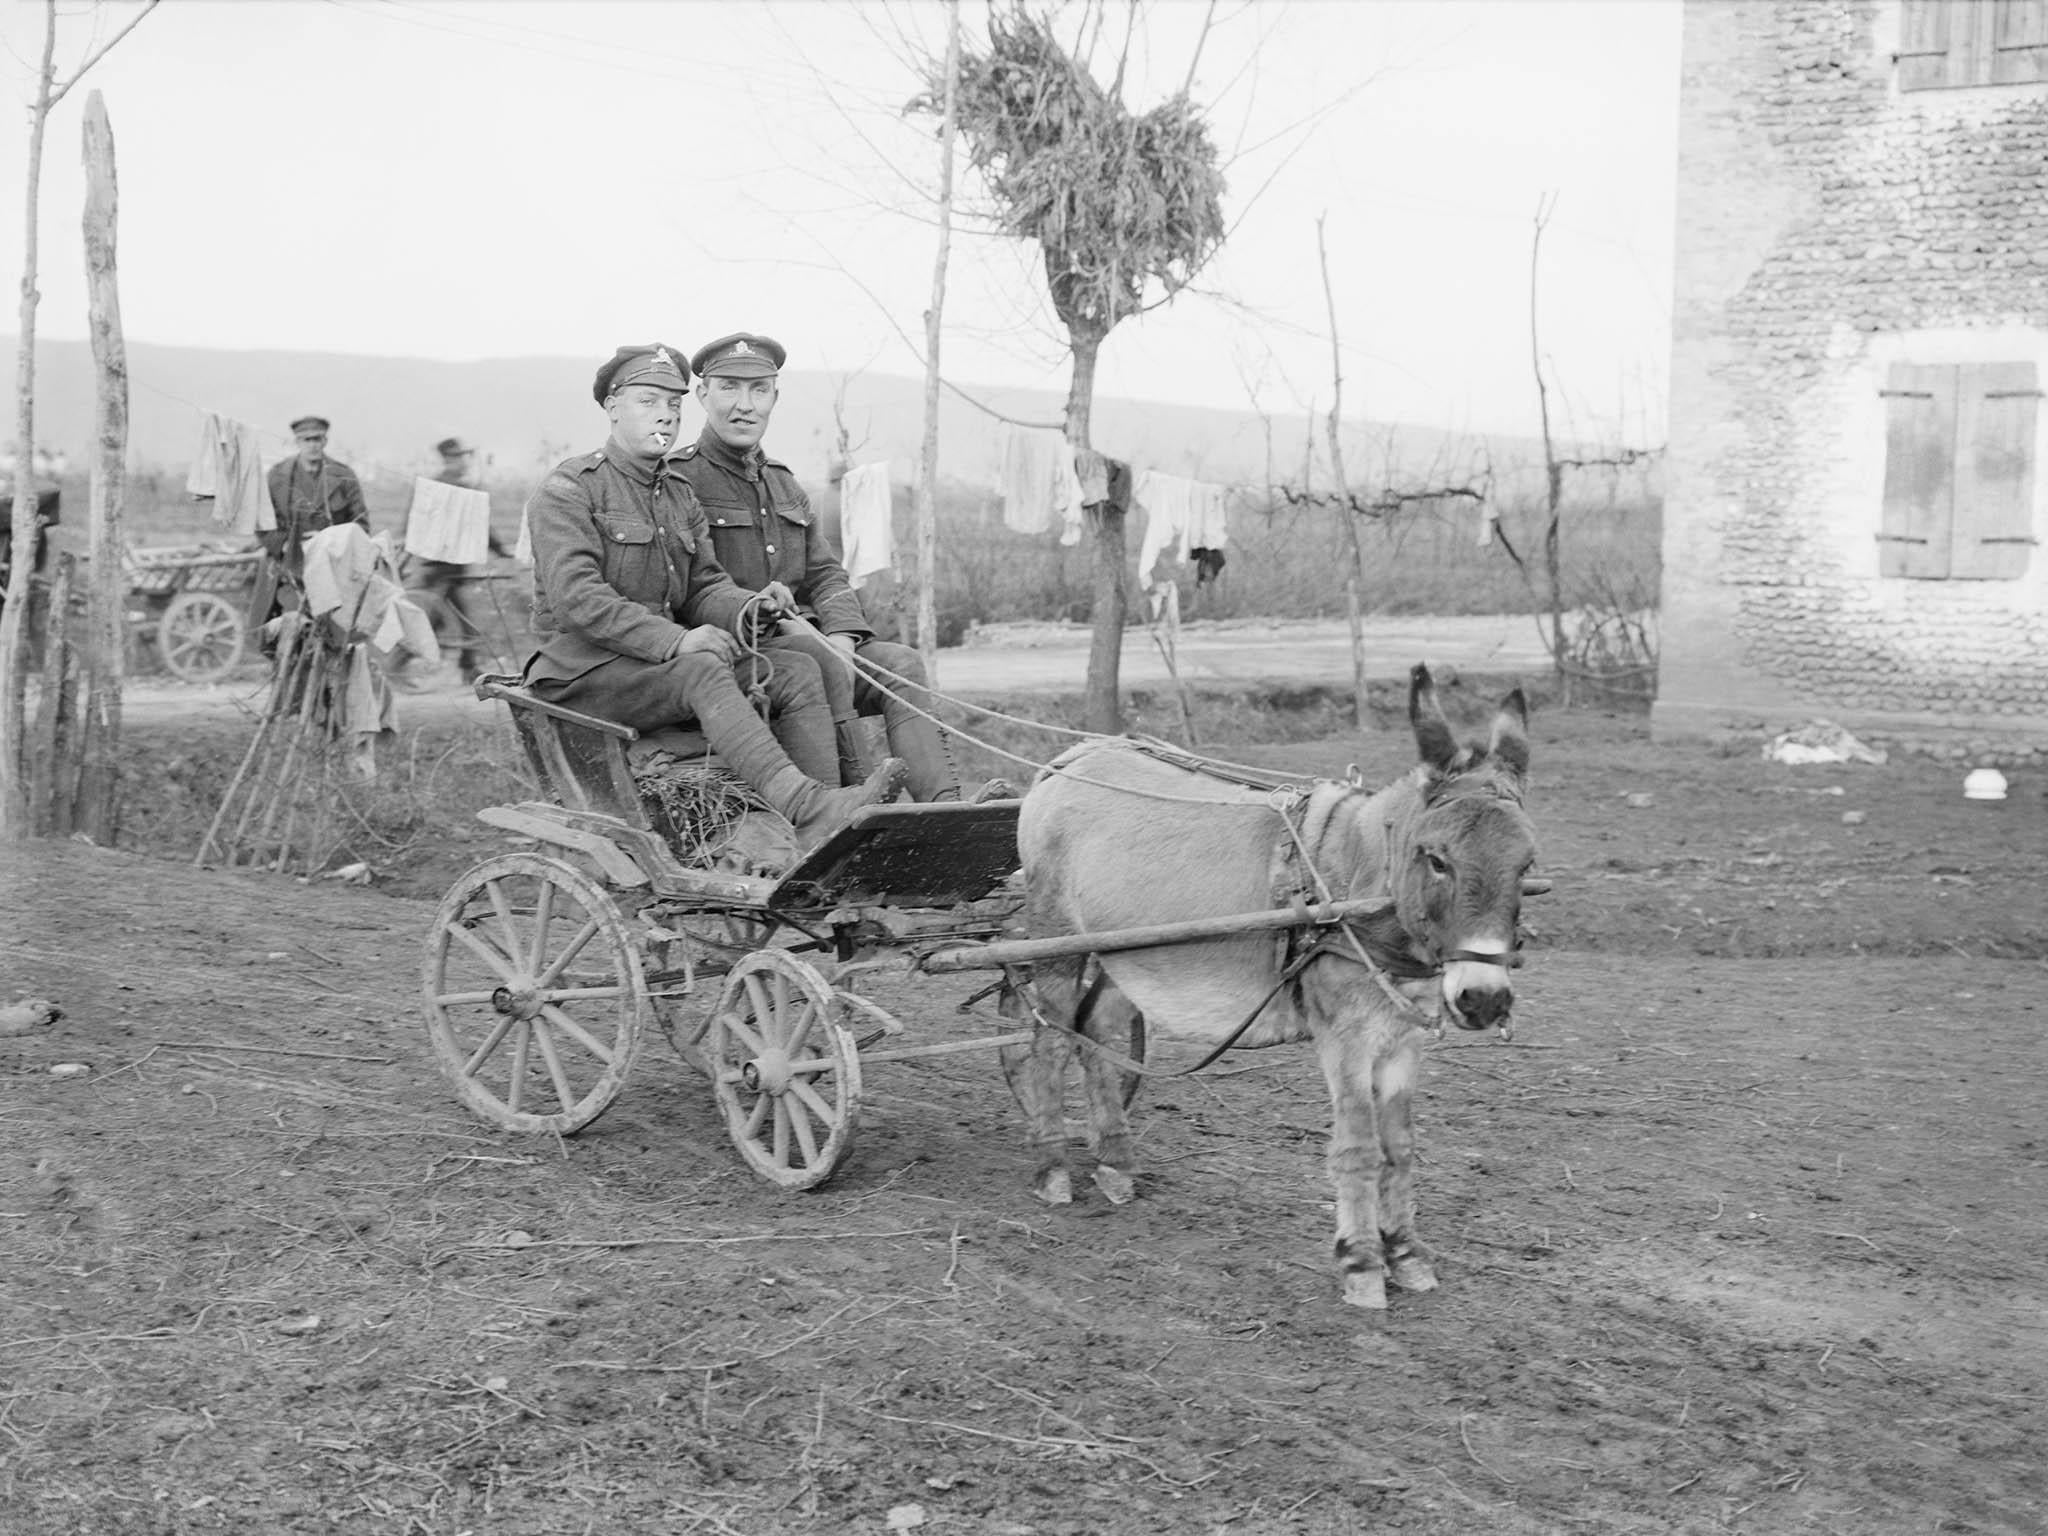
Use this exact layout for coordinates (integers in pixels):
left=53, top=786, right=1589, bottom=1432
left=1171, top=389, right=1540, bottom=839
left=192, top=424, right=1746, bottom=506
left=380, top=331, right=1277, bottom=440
left=3, top=698, right=2045, bottom=1535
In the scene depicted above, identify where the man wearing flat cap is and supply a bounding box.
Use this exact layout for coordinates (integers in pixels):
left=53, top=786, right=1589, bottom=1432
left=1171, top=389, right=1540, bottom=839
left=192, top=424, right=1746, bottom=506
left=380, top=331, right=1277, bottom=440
left=250, top=414, right=371, bottom=630
left=671, top=333, right=1007, bottom=803
left=396, top=436, right=509, bottom=686
left=522, top=342, right=905, bottom=853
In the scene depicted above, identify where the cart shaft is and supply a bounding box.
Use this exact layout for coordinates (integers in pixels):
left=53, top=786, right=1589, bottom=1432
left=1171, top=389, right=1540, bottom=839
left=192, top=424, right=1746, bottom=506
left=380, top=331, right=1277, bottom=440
left=916, top=896, right=1394, bottom=974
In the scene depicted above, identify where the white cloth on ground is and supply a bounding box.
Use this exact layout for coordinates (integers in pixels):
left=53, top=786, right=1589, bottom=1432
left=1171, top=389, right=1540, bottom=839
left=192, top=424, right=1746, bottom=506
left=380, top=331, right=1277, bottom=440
left=838, top=461, right=894, bottom=589
left=403, top=477, right=493, bottom=564
left=1001, top=429, right=1084, bottom=545
left=186, top=413, right=274, bottom=534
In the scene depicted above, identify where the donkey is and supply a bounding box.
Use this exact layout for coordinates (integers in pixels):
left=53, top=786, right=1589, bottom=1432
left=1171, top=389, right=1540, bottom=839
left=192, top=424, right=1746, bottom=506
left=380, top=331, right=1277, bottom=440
left=1000, top=664, right=1536, bottom=1309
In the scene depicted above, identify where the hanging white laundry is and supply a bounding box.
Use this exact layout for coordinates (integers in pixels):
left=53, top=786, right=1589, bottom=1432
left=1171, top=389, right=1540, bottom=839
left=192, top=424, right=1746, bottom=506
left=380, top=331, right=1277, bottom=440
left=403, top=477, right=493, bottom=564
left=1001, top=428, right=1083, bottom=542
left=186, top=412, right=273, bottom=534
left=513, top=496, right=534, bottom=566
left=1134, top=470, right=1229, bottom=585
left=838, top=461, right=894, bottom=589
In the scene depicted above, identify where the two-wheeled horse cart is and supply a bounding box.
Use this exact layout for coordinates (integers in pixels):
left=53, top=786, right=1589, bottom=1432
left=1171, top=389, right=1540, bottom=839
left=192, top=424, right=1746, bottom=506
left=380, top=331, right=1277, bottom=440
left=423, top=682, right=1400, bottom=1190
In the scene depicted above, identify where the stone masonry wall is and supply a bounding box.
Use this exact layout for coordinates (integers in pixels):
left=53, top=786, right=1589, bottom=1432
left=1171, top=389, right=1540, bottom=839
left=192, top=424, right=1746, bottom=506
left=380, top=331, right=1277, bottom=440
left=1657, top=0, right=2048, bottom=746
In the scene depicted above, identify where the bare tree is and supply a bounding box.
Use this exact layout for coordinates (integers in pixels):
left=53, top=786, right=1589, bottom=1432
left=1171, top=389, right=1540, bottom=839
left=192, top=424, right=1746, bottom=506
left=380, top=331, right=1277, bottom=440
left=914, top=5, right=1226, bottom=733
left=1, top=0, right=160, bottom=841
left=1502, top=195, right=1661, bottom=704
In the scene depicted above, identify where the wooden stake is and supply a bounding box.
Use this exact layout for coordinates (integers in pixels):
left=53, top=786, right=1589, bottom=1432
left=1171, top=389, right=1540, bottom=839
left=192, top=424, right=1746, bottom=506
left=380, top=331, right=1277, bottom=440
left=77, top=90, right=126, bottom=844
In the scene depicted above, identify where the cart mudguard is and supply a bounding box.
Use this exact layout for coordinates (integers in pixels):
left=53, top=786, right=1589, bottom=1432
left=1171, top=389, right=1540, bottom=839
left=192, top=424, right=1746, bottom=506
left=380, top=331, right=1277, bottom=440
left=475, top=801, right=778, bottom=904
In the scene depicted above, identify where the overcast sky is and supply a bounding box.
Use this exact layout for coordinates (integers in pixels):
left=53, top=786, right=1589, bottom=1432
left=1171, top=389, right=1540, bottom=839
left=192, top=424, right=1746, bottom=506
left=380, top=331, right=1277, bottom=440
left=1, top=0, right=1681, bottom=443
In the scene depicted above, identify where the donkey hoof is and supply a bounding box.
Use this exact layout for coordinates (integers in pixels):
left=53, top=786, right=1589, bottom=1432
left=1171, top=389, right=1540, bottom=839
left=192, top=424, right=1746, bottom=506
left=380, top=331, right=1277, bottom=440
left=1388, top=1254, right=1439, bottom=1293
left=1032, top=1168, right=1073, bottom=1206
left=1342, top=1270, right=1389, bottom=1310
left=1092, top=1165, right=1137, bottom=1206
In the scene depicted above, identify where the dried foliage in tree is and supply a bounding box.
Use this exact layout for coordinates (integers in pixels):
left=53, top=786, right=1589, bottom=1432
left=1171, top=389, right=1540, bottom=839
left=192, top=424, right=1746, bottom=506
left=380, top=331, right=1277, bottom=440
left=912, top=6, right=1227, bottom=344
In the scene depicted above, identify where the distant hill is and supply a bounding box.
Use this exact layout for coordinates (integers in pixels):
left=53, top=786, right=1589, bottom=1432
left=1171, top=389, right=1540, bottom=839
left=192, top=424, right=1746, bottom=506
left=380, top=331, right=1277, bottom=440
left=5, top=335, right=1624, bottom=502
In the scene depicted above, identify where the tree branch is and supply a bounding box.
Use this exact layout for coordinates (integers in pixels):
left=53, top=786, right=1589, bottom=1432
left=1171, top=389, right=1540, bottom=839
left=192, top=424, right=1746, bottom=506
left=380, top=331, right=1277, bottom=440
left=46, top=0, right=161, bottom=111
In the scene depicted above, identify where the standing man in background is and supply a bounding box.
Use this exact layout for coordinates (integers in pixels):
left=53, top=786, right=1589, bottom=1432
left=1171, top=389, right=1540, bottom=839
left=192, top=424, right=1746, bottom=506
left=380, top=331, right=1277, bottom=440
left=251, top=414, right=370, bottom=631
left=671, top=332, right=1009, bottom=803
left=399, top=435, right=506, bottom=685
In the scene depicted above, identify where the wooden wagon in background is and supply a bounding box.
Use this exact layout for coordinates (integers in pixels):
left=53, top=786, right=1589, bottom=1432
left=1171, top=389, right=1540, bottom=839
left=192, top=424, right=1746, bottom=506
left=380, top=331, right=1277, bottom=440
left=124, top=543, right=264, bottom=684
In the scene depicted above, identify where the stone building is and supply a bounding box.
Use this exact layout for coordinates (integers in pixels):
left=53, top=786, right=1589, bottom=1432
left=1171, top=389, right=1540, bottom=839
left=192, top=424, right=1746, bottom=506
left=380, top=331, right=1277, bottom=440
left=1656, top=0, right=2048, bottom=752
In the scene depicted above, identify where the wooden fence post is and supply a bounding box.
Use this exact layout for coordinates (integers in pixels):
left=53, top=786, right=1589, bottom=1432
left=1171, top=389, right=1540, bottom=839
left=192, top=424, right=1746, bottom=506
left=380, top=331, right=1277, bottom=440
left=78, top=89, right=125, bottom=842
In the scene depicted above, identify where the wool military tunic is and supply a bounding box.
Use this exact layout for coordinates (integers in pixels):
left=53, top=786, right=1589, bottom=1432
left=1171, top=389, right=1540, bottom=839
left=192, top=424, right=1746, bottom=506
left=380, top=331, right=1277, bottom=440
left=262, top=457, right=369, bottom=575
left=667, top=428, right=871, bottom=642
left=524, top=440, right=751, bottom=689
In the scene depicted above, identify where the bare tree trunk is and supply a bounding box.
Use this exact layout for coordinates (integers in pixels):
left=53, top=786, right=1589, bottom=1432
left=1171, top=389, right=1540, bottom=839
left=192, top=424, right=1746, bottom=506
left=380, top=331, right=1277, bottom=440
left=78, top=89, right=124, bottom=841
left=915, top=0, right=961, bottom=688
left=1529, top=195, right=1569, bottom=698
left=1317, top=213, right=1370, bottom=730
left=0, top=0, right=59, bottom=842
left=1068, top=330, right=1123, bottom=735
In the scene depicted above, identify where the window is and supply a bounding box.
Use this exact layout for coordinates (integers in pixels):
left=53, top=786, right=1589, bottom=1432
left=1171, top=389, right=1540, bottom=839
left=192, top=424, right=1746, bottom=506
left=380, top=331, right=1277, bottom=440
left=1879, top=361, right=2040, bottom=578
left=1898, top=0, right=2048, bottom=89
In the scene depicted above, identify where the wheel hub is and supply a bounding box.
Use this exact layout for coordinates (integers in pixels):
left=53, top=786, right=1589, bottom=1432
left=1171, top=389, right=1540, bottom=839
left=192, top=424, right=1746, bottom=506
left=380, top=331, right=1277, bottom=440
left=742, top=1049, right=791, bottom=1095
left=490, top=986, right=544, bottom=1021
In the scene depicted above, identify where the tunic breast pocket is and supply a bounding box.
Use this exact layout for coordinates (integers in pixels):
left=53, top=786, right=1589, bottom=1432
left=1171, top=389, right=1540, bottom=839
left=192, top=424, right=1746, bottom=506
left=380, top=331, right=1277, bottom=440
left=592, top=513, right=661, bottom=594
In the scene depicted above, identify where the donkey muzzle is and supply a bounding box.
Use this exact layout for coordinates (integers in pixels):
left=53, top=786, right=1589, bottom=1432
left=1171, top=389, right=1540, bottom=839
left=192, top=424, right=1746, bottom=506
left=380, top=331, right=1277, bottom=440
left=1441, top=950, right=1518, bottom=1034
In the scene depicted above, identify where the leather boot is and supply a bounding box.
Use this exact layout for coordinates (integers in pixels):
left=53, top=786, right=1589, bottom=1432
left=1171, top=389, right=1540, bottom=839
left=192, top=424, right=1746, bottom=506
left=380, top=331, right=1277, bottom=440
left=834, top=719, right=874, bottom=788
left=764, top=757, right=910, bottom=854
left=882, top=692, right=962, bottom=801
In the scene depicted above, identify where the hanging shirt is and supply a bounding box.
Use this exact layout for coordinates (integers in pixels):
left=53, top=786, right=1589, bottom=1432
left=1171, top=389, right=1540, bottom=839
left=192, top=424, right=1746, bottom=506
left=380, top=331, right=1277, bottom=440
left=1134, top=471, right=1229, bottom=586
left=187, top=413, right=273, bottom=534
left=837, top=461, right=894, bottom=590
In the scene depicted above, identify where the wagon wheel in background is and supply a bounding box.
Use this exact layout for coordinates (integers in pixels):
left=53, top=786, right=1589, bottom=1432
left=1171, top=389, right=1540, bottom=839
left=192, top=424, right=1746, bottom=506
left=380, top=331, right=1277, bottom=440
left=705, top=950, right=862, bottom=1190
left=158, top=589, right=246, bottom=683
left=422, top=852, right=647, bottom=1134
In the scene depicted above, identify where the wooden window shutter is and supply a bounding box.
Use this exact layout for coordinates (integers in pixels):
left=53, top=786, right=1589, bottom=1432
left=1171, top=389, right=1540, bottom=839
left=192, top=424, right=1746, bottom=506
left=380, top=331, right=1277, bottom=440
left=1898, top=0, right=1956, bottom=90
left=1878, top=362, right=1957, bottom=578
left=1951, top=361, right=2040, bottom=579
left=1993, top=0, right=2048, bottom=83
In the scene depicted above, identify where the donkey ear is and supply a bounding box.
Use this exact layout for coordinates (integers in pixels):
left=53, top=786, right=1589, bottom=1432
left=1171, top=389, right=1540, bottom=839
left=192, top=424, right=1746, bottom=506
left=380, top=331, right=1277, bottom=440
left=1408, top=663, right=1459, bottom=771
left=1487, top=687, right=1531, bottom=782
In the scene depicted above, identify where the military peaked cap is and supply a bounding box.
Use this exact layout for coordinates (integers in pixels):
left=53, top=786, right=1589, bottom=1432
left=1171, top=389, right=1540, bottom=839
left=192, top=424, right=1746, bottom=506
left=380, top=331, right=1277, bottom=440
left=289, top=415, right=330, bottom=437
left=592, top=344, right=690, bottom=404
left=692, top=333, right=786, bottom=379
left=435, top=436, right=474, bottom=457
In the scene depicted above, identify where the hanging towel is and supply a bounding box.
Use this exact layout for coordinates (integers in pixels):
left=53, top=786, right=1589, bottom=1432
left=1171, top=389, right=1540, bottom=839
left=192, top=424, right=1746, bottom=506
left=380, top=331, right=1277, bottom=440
left=1001, top=429, right=1084, bottom=543
left=838, top=461, right=894, bottom=590
left=345, top=643, right=398, bottom=737
left=403, top=477, right=493, bottom=564
left=186, top=413, right=273, bottom=534
left=301, top=522, right=382, bottom=622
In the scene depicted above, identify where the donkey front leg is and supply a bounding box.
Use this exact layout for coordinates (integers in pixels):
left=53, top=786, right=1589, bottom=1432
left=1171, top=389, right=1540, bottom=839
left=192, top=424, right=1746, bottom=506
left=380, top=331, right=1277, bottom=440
left=1375, top=1038, right=1438, bottom=1294
left=1073, top=969, right=1141, bottom=1205
left=997, top=965, right=1082, bottom=1206
left=1314, top=1025, right=1390, bottom=1309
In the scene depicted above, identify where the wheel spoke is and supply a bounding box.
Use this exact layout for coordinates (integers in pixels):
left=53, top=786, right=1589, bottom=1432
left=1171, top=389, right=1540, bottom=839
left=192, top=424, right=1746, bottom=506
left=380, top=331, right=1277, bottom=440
left=460, top=1012, right=520, bottom=1078
left=742, top=1088, right=772, bottom=1138
left=742, top=974, right=776, bottom=1039
left=538, top=983, right=628, bottom=1005
left=786, top=1092, right=822, bottom=1165
left=534, top=917, right=603, bottom=988
left=782, top=996, right=818, bottom=1057
left=789, top=1077, right=842, bottom=1130
left=444, top=919, right=521, bottom=985
left=530, top=1017, right=581, bottom=1112
left=434, top=989, right=499, bottom=1007
left=507, top=1021, right=531, bottom=1114
left=772, top=1097, right=791, bottom=1166
left=482, top=877, right=527, bottom=969
left=538, top=1001, right=616, bottom=1065
left=722, top=1011, right=767, bottom=1058
left=529, top=878, right=557, bottom=974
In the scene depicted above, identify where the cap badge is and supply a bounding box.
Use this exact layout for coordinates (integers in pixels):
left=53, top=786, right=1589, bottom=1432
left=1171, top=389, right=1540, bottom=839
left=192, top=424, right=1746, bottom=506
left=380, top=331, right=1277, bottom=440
left=732, top=340, right=752, bottom=356
left=652, top=348, right=677, bottom=373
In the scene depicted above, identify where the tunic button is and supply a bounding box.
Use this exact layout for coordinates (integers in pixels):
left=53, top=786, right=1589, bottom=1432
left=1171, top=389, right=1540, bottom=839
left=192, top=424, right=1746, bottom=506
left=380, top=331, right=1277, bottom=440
left=765, top=543, right=777, bottom=553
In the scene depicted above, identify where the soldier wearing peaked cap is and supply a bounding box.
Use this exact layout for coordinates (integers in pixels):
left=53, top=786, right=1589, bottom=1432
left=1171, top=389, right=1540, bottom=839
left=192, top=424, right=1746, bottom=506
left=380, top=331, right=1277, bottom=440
left=520, top=342, right=905, bottom=854
left=671, top=332, right=1012, bottom=803
left=391, top=434, right=510, bottom=688
left=249, top=413, right=371, bottom=635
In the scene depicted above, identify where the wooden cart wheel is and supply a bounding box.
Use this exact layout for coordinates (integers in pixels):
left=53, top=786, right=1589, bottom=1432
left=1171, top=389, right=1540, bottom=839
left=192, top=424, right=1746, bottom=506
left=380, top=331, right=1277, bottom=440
left=158, top=589, right=246, bottom=683
left=422, top=852, right=647, bottom=1134
left=706, top=950, right=862, bottom=1190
